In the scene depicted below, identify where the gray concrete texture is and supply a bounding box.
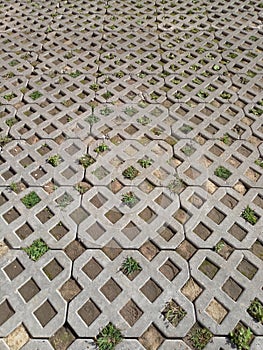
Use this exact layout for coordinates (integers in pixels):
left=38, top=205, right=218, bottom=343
left=0, top=0, right=262, bottom=349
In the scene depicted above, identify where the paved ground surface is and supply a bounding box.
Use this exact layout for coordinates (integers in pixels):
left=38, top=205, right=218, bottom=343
left=0, top=0, right=263, bottom=349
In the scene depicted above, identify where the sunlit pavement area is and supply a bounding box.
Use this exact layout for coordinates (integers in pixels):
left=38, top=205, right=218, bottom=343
left=0, top=0, right=263, bottom=349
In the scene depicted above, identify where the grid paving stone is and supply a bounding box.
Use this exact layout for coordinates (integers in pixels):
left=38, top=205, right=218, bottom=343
left=0, top=250, right=71, bottom=337
left=69, top=249, right=193, bottom=337
left=190, top=249, right=263, bottom=335
left=0, top=0, right=262, bottom=346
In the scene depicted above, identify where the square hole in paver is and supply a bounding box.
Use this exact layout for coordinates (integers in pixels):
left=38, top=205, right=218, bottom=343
left=100, top=278, right=122, bottom=302
left=199, top=259, right=219, bottom=279
left=0, top=193, right=8, bottom=206
left=20, top=155, right=34, bottom=168
left=209, top=145, right=224, bottom=156
left=220, top=194, right=238, bottom=209
left=140, top=279, right=163, bottom=302
left=50, top=222, right=69, bottom=241
left=90, top=193, right=107, bottom=208
left=184, top=167, right=201, bottom=180
left=139, top=324, right=164, bottom=350
left=61, top=167, right=76, bottom=179
left=139, top=206, right=157, bottom=223
left=193, top=222, right=213, bottom=241
left=153, top=168, right=169, bottom=180
left=237, top=259, right=258, bottom=280
left=64, top=240, right=85, bottom=261
left=36, top=207, right=54, bottom=223
left=176, top=240, right=197, bottom=260
left=124, top=145, right=138, bottom=157
left=4, top=259, right=24, bottom=280
left=0, top=300, right=15, bottom=326
left=227, top=156, right=241, bottom=168
left=245, top=168, right=261, bottom=182
left=120, top=299, right=143, bottom=326
left=181, top=278, right=203, bottom=302
left=43, top=259, right=63, bottom=280
left=159, top=259, right=180, bottom=281
left=59, top=278, right=81, bottom=302
left=92, top=166, right=109, bottom=180
left=173, top=207, right=191, bottom=224
left=87, top=222, right=106, bottom=241
left=155, top=193, right=172, bottom=208
left=82, top=258, right=103, bottom=280
left=102, top=239, right=122, bottom=260
left=207, top=208, right=226, bottom=224
left=121, top=221, right=141, bottom=241
left=18, top=278, right=40, bottom=302
left=228, top=223, right=248, bottom=241
left=37, top=144, right=51, bottom=156
left=4, top=324, right=29, bottom=350
left=31, top=167, right=47, bottom=180
left=15, top=222, right=34, bottom=240
left=251, top=240, right=263, bottom=260
left=50, top=326, right=75, bottom=350
left=3, top=208, right=20, bottom=223
left=139, top=179, right=155, bottom=193
left=253, top=194, right=263, bottom=209
left=188, top=193, right=205, bottom=208
left=206, top=299, right=228, bottom=324
left=105, top=207, right=123, bottom=223
left=222, top=278, right=243, bottom=301
left=162, top=300, right=186, bottom=327
left=215, top=240, right=234, bottom=260
left=78, top=299, right=101, bottom=326
left=55, top=193, right=73, bottom=208
left=109, top=179, right=123, bottom=193
left=237, top=145, right=252, bottom=157
left=139, top=240, right=159, bottom=261
left=65, top=144, right=80, bottom=156
left=70, top=207, right=89, bottom=224
left=34, top=300, right=56, bottom=327
left=2, top=167, right=16, bottom=180
left=202, top=180, right=218, bottom=194
left=158, top=224, right=177, bottom=242
left=233, top=181, right=248, bottom=195
left=109, top=156, right=123, bottom=168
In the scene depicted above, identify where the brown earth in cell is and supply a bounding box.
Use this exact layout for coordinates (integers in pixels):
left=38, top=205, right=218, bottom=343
left=176, top=240, right=197, bottom=260
left=139, top=241, right=159, bottom=261
left=140, top=279, right=162, bottom=302
left=0, top=241, right=9, bottom=257
left=44, top=181, right=56, bottom=194
left=181, top=278, right=203, bottom=302
left=105, top=208, right=123, bottom=223
left=82, top=258, right=103, bottom=280
left=49, top=326, right=75, bottom=350
left=222, top=278, right=243, bottom=301
left=59, top=279, right=81, bottom=302
left=43, top=259, right=63, bottom=280
left=64, top=240, right=85, bottom=261
left=3, top=208, right=20, bottom=223
left=206, top=299, right=228, bottom=324
left=50, top=224, right=68, bottom=241
left=36, top=208, right=53, bottom=223
left=120, top=300, right=142, bottom=326
left=100, top=278, right=122, bottom=302
left=139, top=325, right=164, bottom=350
left=251, top=240, right=263, bottom=260
left=4, top=324, right=29, bottom=350
left=159, top=259, right=179, bottom=281
left=217, top=242, right=234, bottom=260
left=109, top=179, right=123, bottom=193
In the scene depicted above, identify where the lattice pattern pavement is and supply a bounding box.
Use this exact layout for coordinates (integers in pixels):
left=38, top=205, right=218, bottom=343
left=0, top=0, right=262, bottom=349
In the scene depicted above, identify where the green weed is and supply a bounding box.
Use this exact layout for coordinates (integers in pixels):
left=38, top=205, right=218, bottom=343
left=21, top=191, right=41, bottom=208
left=23, top=239, right=49, bottom=261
